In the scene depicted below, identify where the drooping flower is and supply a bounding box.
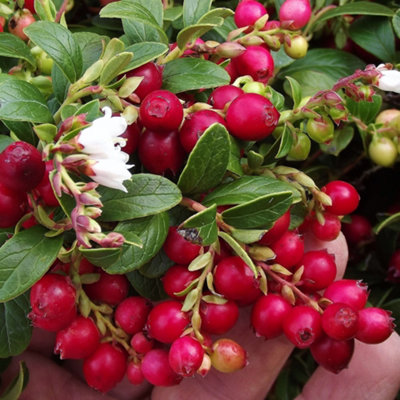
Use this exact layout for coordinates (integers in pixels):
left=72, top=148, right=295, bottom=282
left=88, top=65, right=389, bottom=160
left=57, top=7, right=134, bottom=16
left=376, top=64, right=400, bottom=94
left=77, top=107, right=133, bottom=192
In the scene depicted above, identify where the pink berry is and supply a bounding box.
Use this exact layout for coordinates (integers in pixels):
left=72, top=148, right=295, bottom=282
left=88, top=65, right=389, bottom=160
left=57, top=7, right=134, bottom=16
left=130, top=331, right=154, bottom=354
left=121, top=121, right=141, bottom=155
left=251, top=294, right=292, bottom=339
left=283, top=305, right=322, bottom=348
left=356, top=307, right=394, bottom=344
left=126, top=361, right=145, bottom=385
left=54, top=316, right=100, bottom=359
left=342, top=214, right=373, bottom=244
left=279, top=0, right=311, bottom=30
left=168, top=336, right=205, bottom=377
left=163, top=226, right=202, bottom=265
left=213, top=256, right=260, bottom=305
left=83, top=343, right=127, bottom=392
left=34, top=160, right=59, bottom=207
left=208, top=85, right=243, bottom=110
left=146, top=300, right=190, bottom=344
left=258, top=209, right=291, bottom=246
left=234, top=0, right=268, bottom=30
left=323, top=279, right=368, bottom=311
left=270, top=230, right=304, bottom=270
left=162, top=265, right=200, bottom=300
left=322, top=180, right=360, bottom=216
left=141, top=349, right=183, bottom=386
left=114, top=296, right=152, bottom=335
left=310, top=335, right=355, bottom=374
left=8, top=9, right=35, bottom=41
left=310, top=213, right=342, bottom=241
left=139, top=90, right=183, bottom=132
left=0, top=141, right=45, bottom=193
left=321, top=303, right=358, bottom=341
left=210, top=338, right=247, bottom=373
left=0, top=183, right=27, bottom=228
left=226, top=93, right=280, bottom=141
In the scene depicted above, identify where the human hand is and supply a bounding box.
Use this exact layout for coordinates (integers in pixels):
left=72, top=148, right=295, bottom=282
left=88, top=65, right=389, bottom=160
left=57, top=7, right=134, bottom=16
left=1, top=233, right=400, bottom=400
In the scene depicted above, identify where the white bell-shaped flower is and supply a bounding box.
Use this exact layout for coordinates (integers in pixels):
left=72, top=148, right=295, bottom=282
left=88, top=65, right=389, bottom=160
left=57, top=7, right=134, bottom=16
left=376, top=64, right=400, bottom=94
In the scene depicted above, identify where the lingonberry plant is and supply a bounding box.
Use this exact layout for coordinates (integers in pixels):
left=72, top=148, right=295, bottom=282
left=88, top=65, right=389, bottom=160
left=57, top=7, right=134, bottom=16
left=0, top=0, right=399, bottom=399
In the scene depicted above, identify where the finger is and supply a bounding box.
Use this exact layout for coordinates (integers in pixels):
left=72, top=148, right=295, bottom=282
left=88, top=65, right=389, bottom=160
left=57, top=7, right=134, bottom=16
left=296, top=332, right=400, bottom=400
left=153, top=233, right=349, bottom=400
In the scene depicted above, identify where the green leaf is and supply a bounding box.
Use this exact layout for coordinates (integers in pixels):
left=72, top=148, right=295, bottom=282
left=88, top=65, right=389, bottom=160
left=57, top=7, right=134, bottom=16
left=139, top=250, right=173, bottom=279
left=74, top=99, right=103, bottom=122
left=123, top=42, right=168, bottom=72
left=24, top=21, right=82, bottom=82
left=393, top=10, right=400, bottom=39
left=0, top=135, right=13, bottom=152
left=202, top=175, right=300, bottom=206
left=105, top=213, right=169, bottom=274
left=0, top=77, right=53, bottom=123
left=221, top=192, right=293, bottom=229
left=99, top=173, right=182, bottom=221
left=349, top=16, right=395, bottom=62
left=285, top=76, right=302, bottom=108
left=231, top=229, right=266, bottom=244
left=346, top=94, right=382, bottom=125
left=99, top=51, right=133, bottom=85
left=314, top=2, right=394, bottom=25
left=73, top=32, right=106, bottom=72
left=34, top=0, right=57, bottom=21
left=51, top=63, right=70, bottom=104
left=164, top=6, right=183, bottom=22
left=2, top=121, right=36, bottom=145
left=183, top=0, right=212, bottom=27
left=0, top=293, right=32, bottom=357
left=276, top=125, right=294, bottom=159
left=320, top=126, right=354, bottom=156
left=181, top=204, right=218, bottom=246
left=177, top=23, right=217, bottom=50
left=0, top=226, right=63, bottom=302
left=279, top=49, right=364, bottom=97
left=178, top=123, right=230, bottom=194
left=79, top=247, right=122, bottom=269
left=101, top=0, right=168, bottom=44
left=197, top=8, right=234, bottom=25
left=272, top=46, right=295, bottom=69
left=0, top=33, right=36, bottom=67
left=227, top=135, right=243, bottom=176
left=126, top=270, right=167, bottom=301
left=0, top=361, right=29, bottom=400
left=162, top=58, right=230, bottom=93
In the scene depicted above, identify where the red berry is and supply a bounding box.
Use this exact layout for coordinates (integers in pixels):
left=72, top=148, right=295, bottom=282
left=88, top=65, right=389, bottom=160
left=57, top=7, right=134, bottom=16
left=321, top=180, right=360, bottom=216
left=234, top=0, right=268, bottom=30
left=279, top=0, right=311, bottom=30
left=298, top=250, right=337, bottom=292
left=270, top=231, right=304, bottom=270
left=258, top=209, right=291, bottom=246
left=199, top=298, right=239, bottom=335
left=387, top=249, right=400, bottom=283
left=24, top=0, right=36, bottom=14
left=121, top=121, right=141, bottom=155
left=125, top=62, right=163, bottom=101
left=321, top=303, right=358, bottom=341
left=163, top=226, right=202, bottom=265
left=162, top=265, right=200, bottom=300
left=83, top=271, right=129, bottom=306
left=310, top=213, right=342, bottom=241
left=323, top=279, right=368, bottom=311
left=251, top=294, right=292, bottom=339
left=210, top=338, right=247, bottom=373
left=130, top=331, right=154, bottom=354
left=141, top=349, right=183, bottom=386
left=283, top=305, right=322, bottom=348
left=146, top=300, right=190, bottom=344
left=208, top=85, right=243, bottom=110
left=126, top=361, right=145, bottom=385
left=168, top=336, right=205, bottom=377
left=0, top=141, right=45, bottom=193
left=35, top=160, right=59, bottom=207
left=179, top=110, right=227, bottom=153
left=114, top=296, right=152, bottom=335
left=29, top=274, right=77, bottom=332
left=355, top=307, right=394, bottom=344
left=0, top=183, right=27, bottom=228
left=139, top=90, right=183, bottom=132
left=226, top=93, right=279, bottom=141
left=213, top=256, right=260, bottom=305
left=54, top=316, right=100, bottom=359
left=83, top=343, right=127, bottom=392
left=310, top=335, right=355, bottom=374
left=8, top=9, right=36, bottom=41
left=138, top=129, right=186, bottom=176
left=231, top=46, right=275, bottom=83
left=342, top=214, right=373, bottom=244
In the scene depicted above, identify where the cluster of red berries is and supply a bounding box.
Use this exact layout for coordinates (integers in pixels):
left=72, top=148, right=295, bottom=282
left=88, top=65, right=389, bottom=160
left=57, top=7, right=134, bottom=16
left=0, top=141, right=57, bottom=228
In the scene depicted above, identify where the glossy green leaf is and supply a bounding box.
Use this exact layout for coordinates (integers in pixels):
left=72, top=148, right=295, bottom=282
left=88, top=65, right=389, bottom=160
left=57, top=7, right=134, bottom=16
left=0, top=77, right=53, bottom=123
left=127, top=270, right=167, bottom=301
left=181, top=204, right=218, bottom=246
left=320, top=126, right=354, bottom=156
left=99, top=174, right=182, bottom=221
left=221, top=191, right=293, bottom=229
left=105, top=213, right=169, bottom=274
left=177, top=23, right=216, bottom=50
left=162, top=58, right=230, bottom=93
left=0, top=226, right=63, bottom=302
left=0, top=293, right=31, bottom=357
left=79, top=247, right=122, bottom=269
left=0, top=135, right=13, bottom=152
left=349, top=16, right=395, bottom=62
left=178, top=123, right=230, bottom=194
left=24, top=21, right=82, bottom=82
left=99, top=51, right=133, bottom=85
left=276, top=125, right=294, bottom=159
left=0, top=33, right=36, bottom=67
left=285, top=76, right=302, bottom=108
left=74, top=99, right=103, bottom=122
left=73, top=32, right=106, bottom=72
left=346, top=95, right=382, bottom=125
left=3, top=121, right=36, bottom=145
left=51, top=63, right=70, bottom=104
left=164, top=6, right=183, bottom=22
left=197, top=8, right=234, bottom=24
left=139, top=250, right=173, bottom=279
left=123, top=42, right=168, bottom=72
left=183, top=0, right=212, bottom=27
left=231, top=229, right=267, bottom=244
left=202, top=175, right=300, bottom=206
left=393, top=10, right=400, bottom=39
left=0, top=361, right=29, bottom=400
left=227, top=136, right=243, bottom=176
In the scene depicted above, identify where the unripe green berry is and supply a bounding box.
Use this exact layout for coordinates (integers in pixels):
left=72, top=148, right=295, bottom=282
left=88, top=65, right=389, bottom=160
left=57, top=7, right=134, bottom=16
left=287, top=132, right=311, bottom=161
left=242, top=81, right=266, bottom=96
left=375, top=109, right=400, bottom=138
left=306, top=115, right=334, bottom=144
left=369, top=136, right=398, bottom=167
left=284, top=35, right=308, bottom=59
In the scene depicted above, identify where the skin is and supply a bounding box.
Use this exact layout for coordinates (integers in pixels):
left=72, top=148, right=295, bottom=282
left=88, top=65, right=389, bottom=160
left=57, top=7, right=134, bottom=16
left=1, top=233, right=400, bottom=400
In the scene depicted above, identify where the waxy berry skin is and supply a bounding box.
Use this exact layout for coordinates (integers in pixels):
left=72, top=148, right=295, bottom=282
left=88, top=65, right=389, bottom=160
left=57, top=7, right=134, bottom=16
left=321, top=180, right=360, bottom=216
left=279, top=0, right=312, bottom=30
left=342, top=214, right=373, bottom=244
left=355, top=307, right=394, bottom=344
left=234, top=0, right=268, bottom=30
left=210, top=338, right=247, bottom=373
left=323, top=279, right=368, bottom=311
left=310, top=213, right=342, bottom=242
left=270, top=230, right=304, bottom=270
left=226, top=93, right=280, bottom=141
left=208, top=85, right=243, bottom=110
left=321, top=303, right=359, bottom=341
left=0, top=141, right=45, bottom=193
left=35, top=160, right=59, bottom=207
left=0, top=183, right=26, bottom=228
left=162, top=265, right=200, bottom=300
